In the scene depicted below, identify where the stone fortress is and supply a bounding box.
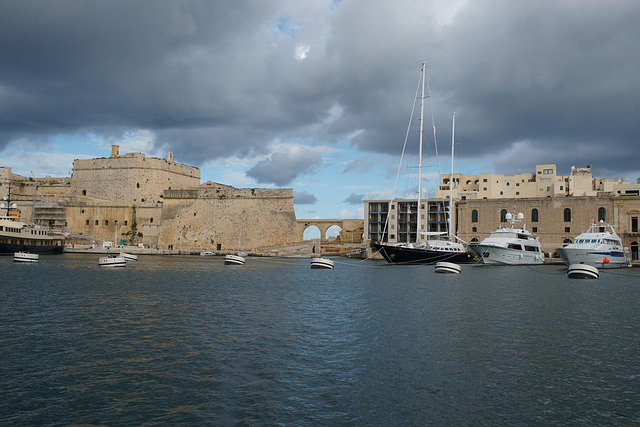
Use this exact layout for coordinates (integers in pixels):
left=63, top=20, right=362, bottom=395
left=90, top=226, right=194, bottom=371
left=1, top=146, right=307, bottom=253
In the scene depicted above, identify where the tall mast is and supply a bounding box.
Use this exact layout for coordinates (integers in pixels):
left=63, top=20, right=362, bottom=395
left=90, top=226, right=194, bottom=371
left=417, top=62, right=425, bottom=242
left=448, top=111, right=455, bottom=237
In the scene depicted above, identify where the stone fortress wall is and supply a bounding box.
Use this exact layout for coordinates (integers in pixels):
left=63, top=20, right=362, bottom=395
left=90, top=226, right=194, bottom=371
left=2, top=147, right=303, bottom=251
left=70, top=145, right=200, bottom=204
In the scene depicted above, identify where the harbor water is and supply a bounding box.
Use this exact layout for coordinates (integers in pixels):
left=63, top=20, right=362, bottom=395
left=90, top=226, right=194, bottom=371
left=1, top=254, right=639, bottom=425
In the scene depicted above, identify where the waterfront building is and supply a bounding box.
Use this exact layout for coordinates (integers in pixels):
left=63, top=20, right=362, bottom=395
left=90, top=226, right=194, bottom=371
left=365, top=164, right=640, bottom=260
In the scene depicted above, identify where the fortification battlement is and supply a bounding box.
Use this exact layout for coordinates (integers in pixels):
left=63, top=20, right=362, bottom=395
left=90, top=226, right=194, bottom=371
left=163, top=186, right=293, bottom=200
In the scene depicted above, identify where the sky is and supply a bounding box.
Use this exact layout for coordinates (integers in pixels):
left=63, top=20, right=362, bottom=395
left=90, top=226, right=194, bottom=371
left=2, top=0, right=640, bottom=224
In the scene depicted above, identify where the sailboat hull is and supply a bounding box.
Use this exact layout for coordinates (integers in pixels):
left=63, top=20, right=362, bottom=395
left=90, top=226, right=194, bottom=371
left=374, top=243, right=476, bottom=265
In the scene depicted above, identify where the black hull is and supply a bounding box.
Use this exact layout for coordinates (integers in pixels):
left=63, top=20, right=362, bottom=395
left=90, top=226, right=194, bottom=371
left=374, top=243, right=476, bottom=265
left=0, top=243, right=64, bottom=255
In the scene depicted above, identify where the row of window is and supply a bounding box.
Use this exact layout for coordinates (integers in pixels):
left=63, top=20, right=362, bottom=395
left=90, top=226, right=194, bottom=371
left=471, top=207, right=607, bottom=224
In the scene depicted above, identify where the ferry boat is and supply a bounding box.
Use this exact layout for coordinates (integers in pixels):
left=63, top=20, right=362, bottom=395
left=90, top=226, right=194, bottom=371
left=556, top=221, right=631, bottom=268
left=0, top=215, right=65, bottom=255
left=470, top=213, right=544, bottom=265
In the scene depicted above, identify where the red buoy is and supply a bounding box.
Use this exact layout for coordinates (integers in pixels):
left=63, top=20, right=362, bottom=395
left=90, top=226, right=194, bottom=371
left=603, top=257, right=610, bottom=264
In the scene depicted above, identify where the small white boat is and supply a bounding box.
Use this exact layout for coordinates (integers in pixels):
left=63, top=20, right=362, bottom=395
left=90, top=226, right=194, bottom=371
left=200, top=250, right=215, bottom=256
left=435, top=261, right=461, bottom=274
left=119, top=252, right=138, bottom=261
left=99, top=255, right=126, bottom=267
left=14, top=251, right=39, bottom=262
left=567, top=264, right=599, bottom=279
left=224, top=254, right=246, bottom=265
left=311, top=257, right=334, bottom=269
left=556, top=221, right=630, bottom=268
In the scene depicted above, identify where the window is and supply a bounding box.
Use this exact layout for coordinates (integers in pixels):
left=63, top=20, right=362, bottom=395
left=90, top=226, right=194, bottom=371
left=543, top=168, right=553, bottom=174
left=564, top=208, right=571, bottom=222
left=565, top=227, right=571, bottom=233
left=95, top=220, right=99, bottom=225
left=500, top=209, right=508, bottom=223
left=472, top=226, right=477, bottom=232
left=532, top=209, right=539, bottom=223
left=105, top=220, right=109, bottom=226
left=598, top=207, right=606, bottom=222
left=85, top=220, right=89, bottom=225
left=124, top=220, right=128, bottom=226
left=632, top=217, right=638, bottom=233
left=483, top=178, right=487, bottom=182
left=472, top=210, right=478, bottom=223
left=532, top=227, right=538, bottom=232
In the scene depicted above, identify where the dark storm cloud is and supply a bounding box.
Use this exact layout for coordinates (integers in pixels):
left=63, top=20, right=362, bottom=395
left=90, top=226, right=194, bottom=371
left=293, top=190, right=317, bottom=205
left=246, top=146, right=322, bottom=186
left=2, top=0, right=640, bottom=181
left=343, top=193, right=363, bottom=205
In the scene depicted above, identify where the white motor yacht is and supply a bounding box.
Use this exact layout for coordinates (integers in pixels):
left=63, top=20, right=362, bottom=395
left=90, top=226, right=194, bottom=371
left=470, top=213, right=544, bottom=265
left=556, top=221, right=630, bottom=268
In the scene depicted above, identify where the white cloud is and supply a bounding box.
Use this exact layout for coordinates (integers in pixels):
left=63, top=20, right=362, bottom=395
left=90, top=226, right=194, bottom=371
left=295, top=44, right=310, bottom=60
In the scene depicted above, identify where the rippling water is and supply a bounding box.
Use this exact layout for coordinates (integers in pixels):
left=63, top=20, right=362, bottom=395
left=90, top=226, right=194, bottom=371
left=1, top=254, right=639, bottom=425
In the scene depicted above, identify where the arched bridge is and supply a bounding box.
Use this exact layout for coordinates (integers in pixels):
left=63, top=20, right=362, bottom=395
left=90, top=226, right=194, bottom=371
left=297, top=218, right=364, bottom=242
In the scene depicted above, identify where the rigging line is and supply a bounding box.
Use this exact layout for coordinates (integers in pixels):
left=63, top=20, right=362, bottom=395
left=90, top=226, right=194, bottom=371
left=382, top=65, right=423, bottom=238
left=522, top=264, right=567, bottom=274
left=599, top=269, right=640, bottom=278
left=424, top=65, right=442, bottom=187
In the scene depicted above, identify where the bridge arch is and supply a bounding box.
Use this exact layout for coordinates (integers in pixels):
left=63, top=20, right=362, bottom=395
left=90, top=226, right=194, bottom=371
left=297, top=219, right=364, bottom=243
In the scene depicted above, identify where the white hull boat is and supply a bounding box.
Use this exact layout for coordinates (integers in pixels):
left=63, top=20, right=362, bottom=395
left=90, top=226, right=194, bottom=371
left=99, top=255, right=126, bottom=267
left=470, top=212, right=543, bottom=265
left=225, top=254, right=245, bottom=265
left=556, top=221, right=630, bottom=268
left=311, top=257, right=334, bottom=269
left=567, top=264, right=599, bottom=279
left=200, top=250, right=215, bottom=256
left=14, top=251, right=39, bottom=262
left=120, top=252, right=138, bottom=261
left=434, top=261, right=461, bottom=274
left=471, top=244, right=544, bottom=265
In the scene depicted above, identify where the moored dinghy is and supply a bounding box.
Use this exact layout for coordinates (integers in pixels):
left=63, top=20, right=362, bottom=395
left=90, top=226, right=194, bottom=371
left=14, top=251, right=39, bottom=262
left=435, top=261, right=461, bottom=274
left=225, top=254, right=246, bottom=265
left=311, top=257, right=334, bottom=269
left=120, top=252, right=138, bottom=261
left=99, top=255, right=126, bottom=267
left=567, top=264, right=599, bottom=279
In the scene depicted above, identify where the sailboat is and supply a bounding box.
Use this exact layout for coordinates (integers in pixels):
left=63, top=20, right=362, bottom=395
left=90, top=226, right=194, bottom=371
left=374, top=63, right=476, bottom=265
